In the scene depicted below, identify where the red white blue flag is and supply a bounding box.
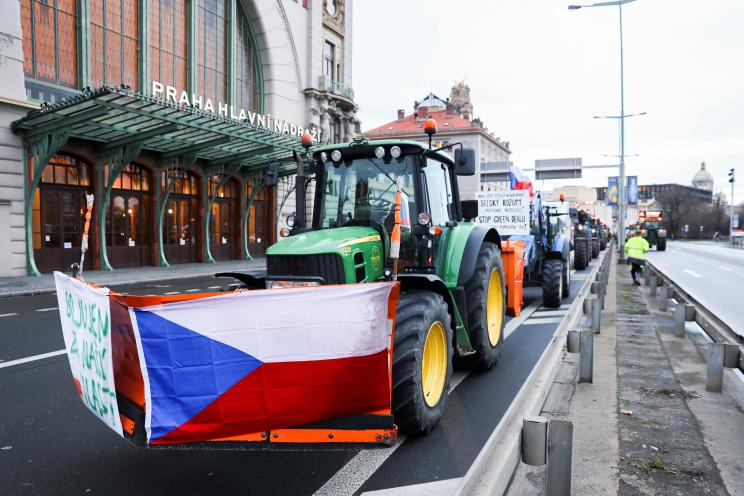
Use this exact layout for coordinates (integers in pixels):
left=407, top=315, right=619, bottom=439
left=129, top=282, right=396, bottom=444
left=509, top=166, right=534, bottom=198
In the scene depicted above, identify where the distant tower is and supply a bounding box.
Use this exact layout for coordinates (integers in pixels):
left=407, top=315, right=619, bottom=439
left=449, top=79, right=473, bottom=120
left=692, top=161, right=714, bottom=191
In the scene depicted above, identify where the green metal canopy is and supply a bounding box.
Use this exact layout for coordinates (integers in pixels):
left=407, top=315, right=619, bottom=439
left=11, top=85, right=304, bottom=168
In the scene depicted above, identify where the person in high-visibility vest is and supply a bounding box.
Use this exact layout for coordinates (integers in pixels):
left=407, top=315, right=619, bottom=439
left=624, top=230, right=650, bottom=286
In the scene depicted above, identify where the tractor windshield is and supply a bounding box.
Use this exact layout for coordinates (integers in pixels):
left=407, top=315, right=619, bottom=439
left=316, top=155, right=416, bottom=229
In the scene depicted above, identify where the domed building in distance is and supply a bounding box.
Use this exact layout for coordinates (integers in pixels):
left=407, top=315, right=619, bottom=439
left=692, top=161, right=714, bottom=191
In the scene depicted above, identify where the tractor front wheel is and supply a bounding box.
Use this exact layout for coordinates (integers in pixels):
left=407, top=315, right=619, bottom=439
left=455, top=242, right=506, bottom=371
left=591, top=239, right=599, bottom=259
left=542, top=259, right=563, bottom=308
left=392, top=291, right=453, bottom=435
left=574, top=239, right=588, bottom=270
left=657, top=238, right=667, bottom=251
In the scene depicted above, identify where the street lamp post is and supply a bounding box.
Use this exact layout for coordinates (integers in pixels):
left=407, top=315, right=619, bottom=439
left=570, top=0, right=639, bottom=260
left=729, top=168, right=735, bottom=242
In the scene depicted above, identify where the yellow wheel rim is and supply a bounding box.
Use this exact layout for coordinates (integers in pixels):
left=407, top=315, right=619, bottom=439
left=486, top=269, right=504, bottom=346
left=422, top=321, right=448, bottom=408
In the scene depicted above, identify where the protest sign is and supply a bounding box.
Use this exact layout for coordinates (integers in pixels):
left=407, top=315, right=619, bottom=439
left=475, top=190, right=531, bottom=235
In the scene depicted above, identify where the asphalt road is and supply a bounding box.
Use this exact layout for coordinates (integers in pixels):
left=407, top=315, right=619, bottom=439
left=647, top=241, right=744, bottom=334
left=0, top=259, right=601, bottom=495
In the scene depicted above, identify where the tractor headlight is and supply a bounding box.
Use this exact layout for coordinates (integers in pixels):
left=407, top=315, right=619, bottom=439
left=374, top=146, right=385, bottom=159
left=658, top=229, right=667, bottom=237
left=577, top=224, right=584, bottom=231
left=331, top=149, right=342, bottom=162
left=390, top=146, right=402, bottom=158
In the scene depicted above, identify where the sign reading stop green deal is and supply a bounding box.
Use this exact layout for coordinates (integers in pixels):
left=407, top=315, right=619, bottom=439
left=54, top=272, right=123, bottom=436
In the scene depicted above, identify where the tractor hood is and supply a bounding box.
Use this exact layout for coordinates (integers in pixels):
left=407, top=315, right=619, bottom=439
left=267, top=226, right=385, bottom=284
left=267, top=226, right=382, bottom=256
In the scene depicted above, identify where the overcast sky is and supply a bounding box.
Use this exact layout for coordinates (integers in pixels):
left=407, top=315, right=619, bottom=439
left=352, top=0, right=744, bottom=201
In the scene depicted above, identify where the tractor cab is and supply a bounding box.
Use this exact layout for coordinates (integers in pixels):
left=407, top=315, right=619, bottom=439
left=267, top=139, right=476, bottom=286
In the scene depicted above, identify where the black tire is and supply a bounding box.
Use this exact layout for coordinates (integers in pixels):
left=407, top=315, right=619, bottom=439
left=591, top=239, right=599, bottom=258
left=455, top=242, right=506, bottom=371
left=574, top=238, right=588, bottom=270
left=392, top=291, right=453, bottom=435
left=657, top=238, right=666, bottom=251
left=542, top=259, right=563, bottom=308
left=561, top=256, right=570, bottom=298
left=600, top=238, right=607, bottom=251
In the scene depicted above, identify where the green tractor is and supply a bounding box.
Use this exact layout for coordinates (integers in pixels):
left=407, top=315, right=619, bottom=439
left=264, top=138, right=507, bottom=435
left=638, top=210, right=667, bottom=251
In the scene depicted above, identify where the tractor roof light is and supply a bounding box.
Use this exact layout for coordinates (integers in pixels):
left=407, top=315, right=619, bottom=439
left=331, top=150, right=342, bottom=162
left=390, top=146, right=402, bottom=159
left=424, top=118, right=437, bottom=136
left=374, top=146, right=385, bottom=159
left=301, top=132, right=314, bottom=149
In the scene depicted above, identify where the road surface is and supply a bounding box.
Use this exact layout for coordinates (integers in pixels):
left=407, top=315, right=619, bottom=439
left=647, top=241, right=744, bottom=334
left=0, top=258, right=602, bottom=495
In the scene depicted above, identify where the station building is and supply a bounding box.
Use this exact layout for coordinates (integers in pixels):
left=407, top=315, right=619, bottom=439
left=362, top=82, right=512, bottom=200
left=0, top=0, right=358, bottom=277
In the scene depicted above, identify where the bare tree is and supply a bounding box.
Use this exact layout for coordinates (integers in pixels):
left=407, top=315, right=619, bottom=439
left=655, top=189, right=697, bottom=238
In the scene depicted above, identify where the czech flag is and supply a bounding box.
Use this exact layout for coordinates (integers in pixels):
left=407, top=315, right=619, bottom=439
left=509, top=166, right=534, bottom=198
left=130, top=283, right=397, bottom=444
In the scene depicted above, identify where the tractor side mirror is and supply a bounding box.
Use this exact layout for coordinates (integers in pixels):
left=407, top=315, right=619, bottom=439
left=265, top=162, right=279, bottom=186
left=454, top=148, right=475, bottom=176
left=461, top=200, right=478, bottom=221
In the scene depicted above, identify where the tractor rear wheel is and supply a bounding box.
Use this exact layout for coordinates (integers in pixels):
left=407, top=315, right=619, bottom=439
left=574, top=239, right=588, bottom=270
left=591, top=239, right=599, bottom=259
left=542, top=259, right=563, bottom=308
left=657, top=238, right=666, bottom=251
left=455, top=242, right=505, bottom=371
left=392, top=291, right=453, bottom=435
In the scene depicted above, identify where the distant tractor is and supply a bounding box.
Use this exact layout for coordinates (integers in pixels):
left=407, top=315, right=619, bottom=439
left=506, top=196, right=571, bottom=308
left=572, top=209, right=598, bottom=270
left=261, top=133, right=509, bottom=435
left=638, top=210, right=667, bottom=251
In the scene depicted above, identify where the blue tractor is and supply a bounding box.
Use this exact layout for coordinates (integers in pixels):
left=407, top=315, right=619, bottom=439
left=508, top=195, right=572, bottom=308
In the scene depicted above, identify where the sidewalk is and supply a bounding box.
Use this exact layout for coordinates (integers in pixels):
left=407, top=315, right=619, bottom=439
left=508, top=252, right=744, bottom=495
left=0, top=258, right=267, bottom=298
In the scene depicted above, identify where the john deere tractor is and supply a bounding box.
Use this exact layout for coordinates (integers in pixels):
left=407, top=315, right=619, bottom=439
left=262, top=138, right=507, bottom=435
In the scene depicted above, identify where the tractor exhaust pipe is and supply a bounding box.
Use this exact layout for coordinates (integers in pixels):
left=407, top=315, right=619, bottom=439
left=293, top=150, right=306, bottom=230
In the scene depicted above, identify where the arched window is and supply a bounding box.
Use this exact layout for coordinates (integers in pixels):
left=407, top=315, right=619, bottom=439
left=196, top=0, right=228, bottom=105
left=235, top=5, right=260, bottom=111
left=21, top=0, right=78, bottom=88
left=149, top=0, right=188, bottom=90
left=90, top=0, right=139, bottom=89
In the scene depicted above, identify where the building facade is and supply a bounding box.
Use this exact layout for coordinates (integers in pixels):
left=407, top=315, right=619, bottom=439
left=0, top=0, right=358, bottom=277
left=361, top=82, right=511, bottom=200
left=595, top=183, right=713, bottom=205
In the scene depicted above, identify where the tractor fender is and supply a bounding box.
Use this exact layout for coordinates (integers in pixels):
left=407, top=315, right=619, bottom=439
left=456, top=225, right=502, bottom=286
left=547, top=234, right=571, bottom=261
left=396, top=274, right=458, bottom=326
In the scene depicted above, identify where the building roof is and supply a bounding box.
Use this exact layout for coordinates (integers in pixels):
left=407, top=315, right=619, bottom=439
left=362, top=109, right=510, bottom=152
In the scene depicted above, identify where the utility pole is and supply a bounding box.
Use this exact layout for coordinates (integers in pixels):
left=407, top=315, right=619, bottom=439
left=729, top=168, right=735, bottom=242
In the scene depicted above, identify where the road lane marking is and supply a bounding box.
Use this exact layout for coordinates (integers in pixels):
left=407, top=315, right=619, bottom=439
left=207, top=286, right=222, bottom=290
left=521, top=317, right=565, bottom=325
left=503, top=299, right=541, bottom=340
left=683, top=269, right=702, bottom=278
left=0, top=349, right=66, bottom=369
left=163, top=291, right=180, bottom=295
left=184, top=289, right=200, bottom=292
left=0, top=313, right=18, bottom=318
left=35, top=307, right=57, bottom=312
left=533, top=310, right=567, bottom=317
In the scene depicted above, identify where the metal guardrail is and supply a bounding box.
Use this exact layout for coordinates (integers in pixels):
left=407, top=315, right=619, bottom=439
left=645, top=259, right=744, bottom=374
left=453, top=246, right=612, bottom=496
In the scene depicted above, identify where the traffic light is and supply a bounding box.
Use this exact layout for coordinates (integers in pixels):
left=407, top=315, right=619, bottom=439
left=729, top=168, right=735, bottom=184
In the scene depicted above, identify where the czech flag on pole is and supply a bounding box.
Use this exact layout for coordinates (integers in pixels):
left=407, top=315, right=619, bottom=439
left=509, top=166, right=534, bottom=198
left=129, top=283, right=397, bottom=444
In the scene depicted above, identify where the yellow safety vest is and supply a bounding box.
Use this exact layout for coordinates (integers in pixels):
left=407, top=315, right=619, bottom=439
left=625, top=236, right=650, bottom=260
